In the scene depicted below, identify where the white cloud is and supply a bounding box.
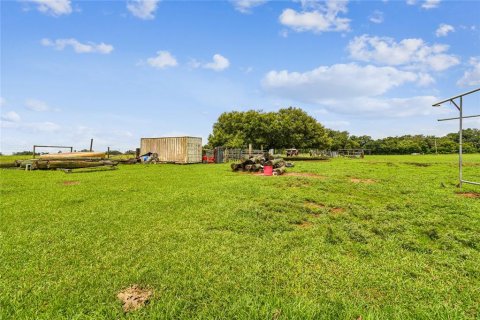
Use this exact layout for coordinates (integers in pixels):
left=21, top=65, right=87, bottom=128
left=261, top=63, right=446, bottom=117
left=279, top=0, right=350, bottom=33
left=457, top=57, right=480, bottom=87
left=231, top=0, right=267, bottom=13
left=262, top=63, right=419, bottom=101
left=41, top=38, right=114, bottom=54
left=1, top=111, right=21, bottom=123
left=406, top=0, right=440, bottom=9
left=319, top=96, right=446, bottom=117
left=369, top=10, right=384, bottom=24
left=147, top=51, right=178, bottom=69
left=417, top=73, right=435, bottom=86
left=127, top=0, right=160, bottom=20
left=25, top=99, right=50, bottom=112
left=191, top=54, right=230, bottom=71
left=348, top=34, right=459, bottom=71
left=435, top=24, right=454, bottom=37
left=24, top=0, right=72, bottom=16
left=204, top=54, right=230, bottom=71
left=0, top=97, right=5, bottom=108
left=422, top=0, right=440, bottom=9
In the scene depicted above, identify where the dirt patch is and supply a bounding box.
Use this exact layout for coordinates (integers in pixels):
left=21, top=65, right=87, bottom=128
left=457, top=192, right=480, bottom=199
left=330, top=207, right=345, bottom=214
left=117, top=285, right=152, bottom=313
left=284, top=172, right=327, bottom=179
left=463, top=162, right=480, bottom=167
left=350, top=178, right=376, bottom=184
left=404, top=162, right=431, bottom=167
left=62, top=181, right=80, bottom=186
left=304, top=201, right=326, bottom=209
left=304, top=202, right=345, bottom=215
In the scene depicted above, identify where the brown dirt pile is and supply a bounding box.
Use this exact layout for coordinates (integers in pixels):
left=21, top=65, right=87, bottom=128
left=350, top=178, right=376, bottom=184
left=117, top=285, right=152, bottom=312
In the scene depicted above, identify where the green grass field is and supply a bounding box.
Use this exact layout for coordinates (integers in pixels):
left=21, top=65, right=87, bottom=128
left=1, top=154, right=479, bottom=319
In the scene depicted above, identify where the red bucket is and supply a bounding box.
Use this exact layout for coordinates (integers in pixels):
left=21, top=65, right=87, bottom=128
left=263, top=165, right=273, bottom=176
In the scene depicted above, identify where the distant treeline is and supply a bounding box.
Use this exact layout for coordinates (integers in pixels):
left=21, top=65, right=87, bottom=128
left=207, top=108, right=479, bottom=154
left=328, top=129, right=480, bottom=154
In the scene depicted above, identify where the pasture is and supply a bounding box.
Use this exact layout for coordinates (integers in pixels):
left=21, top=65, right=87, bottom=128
left=1, top=154, right=479, bottom=319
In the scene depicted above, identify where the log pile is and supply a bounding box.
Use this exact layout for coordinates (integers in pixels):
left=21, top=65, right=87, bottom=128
left=230, top=154, right=290, bottom=175
left=1, top=152, right=119, bottom=171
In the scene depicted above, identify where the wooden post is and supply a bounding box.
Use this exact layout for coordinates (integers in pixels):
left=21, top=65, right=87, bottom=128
left=107, top=147, right=110, bottom=158
left=249, top=144, right=252, bottom=156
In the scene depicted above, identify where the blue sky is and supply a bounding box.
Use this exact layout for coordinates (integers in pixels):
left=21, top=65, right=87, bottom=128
left=1, top=0, right=479, bottom=153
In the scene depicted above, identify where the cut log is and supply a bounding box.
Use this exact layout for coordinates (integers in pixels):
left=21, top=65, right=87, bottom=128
left=0, top=162, right=18, bottom=168
left=273, top=166, right=286, bottom=175
left=36, top=160, right=117, bottom=169
left=39, top=152, right=106, bottom=160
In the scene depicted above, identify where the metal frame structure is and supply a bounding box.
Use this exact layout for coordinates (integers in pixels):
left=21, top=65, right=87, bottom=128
left=433, top=87, right=480, bottom=187
left=32, top=145, right=73, bottom=159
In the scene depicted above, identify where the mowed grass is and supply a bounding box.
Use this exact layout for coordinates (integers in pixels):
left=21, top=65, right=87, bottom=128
left=0, top=154, right=479, bottom=319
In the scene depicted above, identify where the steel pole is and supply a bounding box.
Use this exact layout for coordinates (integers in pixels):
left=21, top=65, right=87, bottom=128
left=459, top=96, right=463, bottom=188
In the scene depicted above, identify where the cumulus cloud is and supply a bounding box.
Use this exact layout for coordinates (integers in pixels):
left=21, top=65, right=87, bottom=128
left=147, top=51, right=178, bottom=69
left=422, top=0, right=440, bottom=9
left=279, top=0, right=350, bottom=33
left=41, top=38, right=114, bottom=54
left=24, top=0, right=72, bottom=16
left=369, top=10, right=384, bottom=24
left=25, top=99, right=50, bottom=112
left=262, top=63, right=419, bottom=101
left=127, top=0, right=160, bottom=20
left=1, top=111, right=21, bottom=123
left=261, top=63, right=445, bottom=117
left=203, top=54, right=230, bottom=71
left=348, top=34, right=459, bottom=71
left=435, top=24, right=454, bottom=37
left=457, top=57, right=480, bottom=87
left=406, top=0, right=440, bottom=9
left=231, top=0, right=267, bottom=13
left=191, top=54, right=230, bottom=71
left=319, top=96, right=444, bottom=117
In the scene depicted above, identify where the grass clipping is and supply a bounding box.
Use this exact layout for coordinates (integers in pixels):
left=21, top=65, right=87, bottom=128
left=117, top=285, right=152, bottom=313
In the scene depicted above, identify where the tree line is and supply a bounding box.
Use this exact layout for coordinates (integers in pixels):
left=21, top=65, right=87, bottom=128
left=207, top=108, right=480, bottom=154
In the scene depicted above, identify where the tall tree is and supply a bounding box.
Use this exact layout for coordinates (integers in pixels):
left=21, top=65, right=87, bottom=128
left=208, top=107, right=331, bottom=149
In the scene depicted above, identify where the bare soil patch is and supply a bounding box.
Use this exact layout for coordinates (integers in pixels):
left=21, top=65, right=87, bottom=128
left=297, top=221, right=313, bottom=228
left=330, top=207, right=345, bottom=214
left=304, top=201, right=326, bottom=210
left=404, top=162, right=431, bottom=167
left=457, top=192, right=480, bottom=199
left=62, top=181, right=80, bottom=186
left=350, top=178, right=376, bottom=184
left=304, top=202, right=345, bottom=214
left=284, top=172, right=327, bottom=179
left=117, top=285, right=152, bottom=313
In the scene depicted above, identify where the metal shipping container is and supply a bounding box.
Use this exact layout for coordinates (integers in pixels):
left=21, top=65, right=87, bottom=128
left=140, top=136, right=202, bottom=164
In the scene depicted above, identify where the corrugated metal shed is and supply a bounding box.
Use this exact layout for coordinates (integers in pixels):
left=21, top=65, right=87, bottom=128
left=140, top=136, right=202, bottom=164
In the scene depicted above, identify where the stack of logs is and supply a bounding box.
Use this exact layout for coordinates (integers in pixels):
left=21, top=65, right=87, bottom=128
left=0, top=152, right=119, bottom=170
left=230, top=154, right=288, bottom=175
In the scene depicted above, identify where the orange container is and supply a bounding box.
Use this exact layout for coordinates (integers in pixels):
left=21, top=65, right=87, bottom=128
left=263, top=165, right=273, bottom=176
